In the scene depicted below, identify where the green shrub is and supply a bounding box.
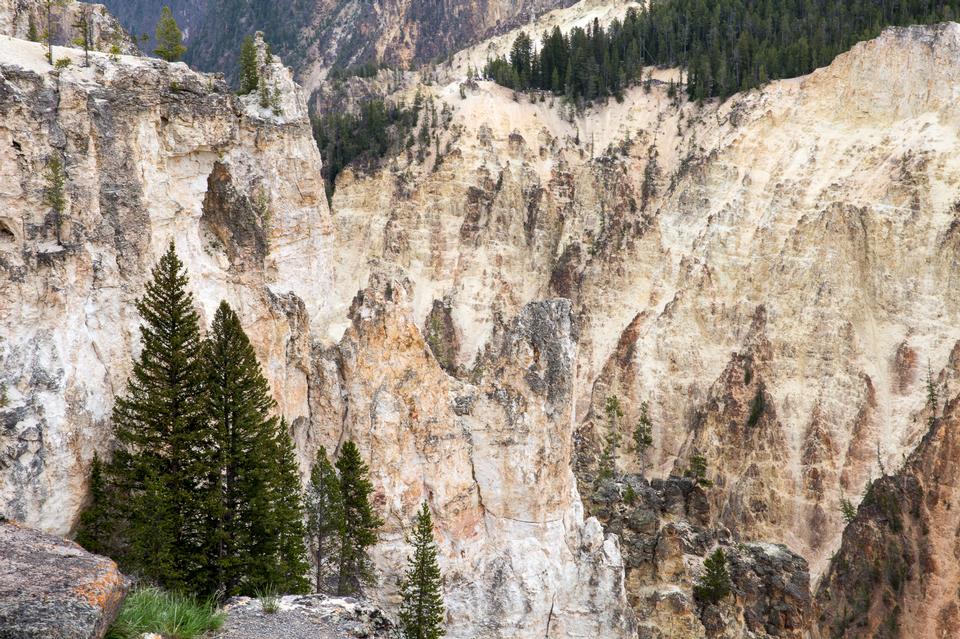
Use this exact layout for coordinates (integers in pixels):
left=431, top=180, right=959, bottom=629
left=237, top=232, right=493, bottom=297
left=106, top=587, right=224, bottom=639
left=54, top=58, right=72, bottom=69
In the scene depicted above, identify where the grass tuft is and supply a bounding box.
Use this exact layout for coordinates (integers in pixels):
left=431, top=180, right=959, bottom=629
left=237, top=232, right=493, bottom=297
left=106, top=586, right=225, bottom=639
left=255, top=586, right=280, bottom=614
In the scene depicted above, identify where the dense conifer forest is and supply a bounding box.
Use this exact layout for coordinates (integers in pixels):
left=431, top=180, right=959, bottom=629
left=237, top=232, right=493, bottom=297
left=485, top=0, right=960, bottom=101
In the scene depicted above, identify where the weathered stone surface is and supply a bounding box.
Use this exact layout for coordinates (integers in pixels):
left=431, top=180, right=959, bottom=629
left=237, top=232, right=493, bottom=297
left=0, top=34, right=333, bottom=534
left=305, top=272, right=635, bottom=637
left=0, top=0, right=138, bottom=54
left=211, top=595, right=395, bottom=639
left=0, top=520, right=126, bottom=639
left=329, top=18, right=960, bottom=584
left=589, top=476, right=810, bottom=639
left=814, top=344, right=960, bottom=639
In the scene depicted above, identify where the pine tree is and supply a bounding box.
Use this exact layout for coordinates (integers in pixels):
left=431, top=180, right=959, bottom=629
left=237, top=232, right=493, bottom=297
left=72, top=7, right=91, bottom=66
left=107, top=241, right=208, bottom=590
left=239, top=35, right=259, bottom=95
left=266, top=418, right=311, bottom=593
left=258, top=76, right=270, bottom=109
left=840, top=495, right=857, bottom=524
left=694, top=548, right=731, bottom=604
left=336, top=441, right=383, bottom=595
left=684, top=453, right=713, bottom=488
left=27, top=15, right=39, bottom=42
left=306, top=446, right=344, bottom=592
left=44, top=155, right=66, bottom=243
left=75, top=453, right=112, bottom=556
left=596, top=396, right=624, bottom=481
left=633, top=401, right=653, bottom=475
left=398, top=503, right=445, bottom=639
left=154, top=6, right=186, bottom=62
left=202, top=301, right=308, bottom=596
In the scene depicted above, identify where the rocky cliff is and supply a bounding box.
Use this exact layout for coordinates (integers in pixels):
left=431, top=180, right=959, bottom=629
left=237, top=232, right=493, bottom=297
left=0, top=24, right=634, bottom=638
left=6, top=0, right=960, bottom=636
left=326, top=19, right=960, bottom=585
left=814, top=343, right=960, bottom=639
left=0, top=33, right=333, bottom=532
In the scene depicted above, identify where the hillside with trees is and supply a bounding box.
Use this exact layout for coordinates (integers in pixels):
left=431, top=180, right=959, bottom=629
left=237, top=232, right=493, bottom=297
left=485, top=0, right=960, bottom=101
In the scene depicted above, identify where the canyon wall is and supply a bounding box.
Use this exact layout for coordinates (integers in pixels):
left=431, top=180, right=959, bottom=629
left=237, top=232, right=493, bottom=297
left=0, top=28, right=635, bottom=638
left=326, top=22, right=960, bottom=586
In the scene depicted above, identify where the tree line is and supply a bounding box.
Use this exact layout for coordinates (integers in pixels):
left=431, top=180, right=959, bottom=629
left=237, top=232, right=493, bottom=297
left=76, top=243, right=445, bottom=638
left=484, top=0, right=960, bottom=102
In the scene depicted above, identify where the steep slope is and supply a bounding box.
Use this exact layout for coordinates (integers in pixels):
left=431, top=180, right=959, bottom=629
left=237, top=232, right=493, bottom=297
left=324, top=20, right=960, bottom=582
left=99, top=0, right=577, bottom=87
left=306, top=274, right=634, bottom=636
left=814, top=344, right=960, bottom=639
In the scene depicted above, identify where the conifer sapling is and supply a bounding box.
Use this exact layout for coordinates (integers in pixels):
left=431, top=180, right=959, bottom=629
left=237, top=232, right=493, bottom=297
left=154, top=6, right=186, bottom=62
left=398, top=502, right=445, bottom=639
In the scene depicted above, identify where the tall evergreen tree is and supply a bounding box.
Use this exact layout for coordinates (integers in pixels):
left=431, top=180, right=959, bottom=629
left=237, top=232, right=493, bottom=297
left=43, top=0, right=69, bottom=65
left=265, top=418, right=310, bottom=594
left=201, top=301, right=308, bottom=596
left=106, top=240, right=208, bottom=590
left=398, top=503, right=445, bottom=639
left=306, top=446, right=344, bottom=592
left=633, top=401, right=654, bottom=475
left=336, top=441, right=383, bottom=595
left=154, top=6, right=186, bottom=62
left=694, top=548, right=731, bottom=604
left=239, top=35, right=259, bottom=95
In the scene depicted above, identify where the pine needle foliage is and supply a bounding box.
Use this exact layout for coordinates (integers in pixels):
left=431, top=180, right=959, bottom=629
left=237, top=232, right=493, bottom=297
left=684, top=453, right=713, bottom=488
left=398, top=503, right=445, bottom=639
left=239, top=35, right=259, bottom=94
left=336, top=441, right=383, bottom=595
left=154, top=6, right=186, bottom=62
left=201, top=302, right=308, bottom=596
left=75, top=453, right=113, bottom=556
left=694, top=548, right=731, bottom=604
left=633, top=401, right=653, bottom=475
left=306, top=446, right=344, bottom=592
left=106, top=241, right=208, bottom=590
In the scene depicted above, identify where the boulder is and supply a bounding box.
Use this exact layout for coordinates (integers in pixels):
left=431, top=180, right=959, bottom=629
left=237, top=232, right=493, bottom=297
left=0, top=521, right=126, bottom=639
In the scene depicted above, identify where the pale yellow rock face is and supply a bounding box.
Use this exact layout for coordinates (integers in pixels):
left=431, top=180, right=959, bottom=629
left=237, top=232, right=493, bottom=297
left=308, top=274, right=634, bottom=636
left=329, top=22, right=960, bottom=580
left=0, top=35, right=334, bottom=533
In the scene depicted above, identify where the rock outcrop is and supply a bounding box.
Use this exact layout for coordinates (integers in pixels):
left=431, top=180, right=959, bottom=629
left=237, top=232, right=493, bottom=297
left=213, top=595, right=396, bottom=639
left=0, top=520, right=126, bottom=639
left=305, top=272, right=635, bottom=637
left=591, top=476, right=811, bottom=639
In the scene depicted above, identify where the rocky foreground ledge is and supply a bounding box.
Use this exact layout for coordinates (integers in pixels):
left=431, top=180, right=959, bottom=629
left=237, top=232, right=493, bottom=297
left=210, top=595, right=395, bottom=639
left=0, top=520, right=126, bottom=639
